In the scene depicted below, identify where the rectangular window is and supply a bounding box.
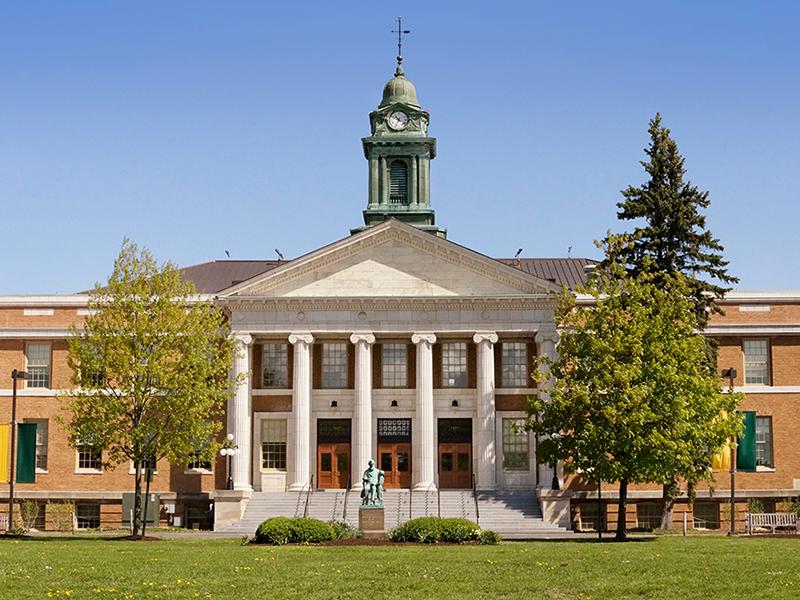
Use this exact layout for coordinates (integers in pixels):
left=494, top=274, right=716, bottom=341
left=441, top=342, right=468, bottom=388
left=321, top=342, right=348, bottom=389
left=693, top=502, right=720, bottom=529
left=25, top=342, right=51, bottom=388
left=24, top=420, right=48, bottom=471
left=502, top=418, right=529, bottom=470
left=743, top=339, right=770, bottom=385
left=578, top=503, right=605, bottom=532
left=187, top=451, right=212, bottom=472
left=501, top=342, right=528, bottom=388
left=77, top=445, right=102, bottom=471
left=755, top=416, right=774, bottom=468
left=261, top=419, right=287, bottom=470
left=262, top=343, right=289, bottom=388
left=636, top=502, right=663, bottom=529
left=75, top=504, right=100, bottom=529
left=382, top=344, right=407, bottom=388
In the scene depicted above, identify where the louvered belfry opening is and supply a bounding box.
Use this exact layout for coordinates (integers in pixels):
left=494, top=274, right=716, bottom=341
left=389, top=160, right=409, bottom=205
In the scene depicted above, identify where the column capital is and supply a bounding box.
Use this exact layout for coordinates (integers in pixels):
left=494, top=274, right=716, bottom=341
left=288, top=332, right=314, bottom=345
left=473, top=331, right=498, bottom=345
left=349, top=332, right=376, bottom=345
left=232, top=333, right=253, bottom=346
left=535, top=330, right=560, bottom=345
left=411, top=332, right=437, bottom=345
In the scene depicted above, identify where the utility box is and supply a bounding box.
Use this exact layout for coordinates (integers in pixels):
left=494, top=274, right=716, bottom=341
left=122, top=493, right=160, bottom=525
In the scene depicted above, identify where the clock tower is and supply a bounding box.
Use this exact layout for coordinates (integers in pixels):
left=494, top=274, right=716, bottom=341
left=352, top=57, right=445, bottom=238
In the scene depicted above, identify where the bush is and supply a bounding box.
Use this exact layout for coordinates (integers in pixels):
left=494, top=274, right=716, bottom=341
left=329, top=520, right=361, bottom=540
left=479, top=529, right=502, bottom=545
left=48, top=501, right=75, bottom=533
left=388, top=517, right=481, bottom=544
left=254, top=517, right=335, bottom=545
left=747, top=498, right=765, bottom=514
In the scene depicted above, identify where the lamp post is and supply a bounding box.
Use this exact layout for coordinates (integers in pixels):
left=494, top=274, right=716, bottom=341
left=220, top=433, right=240, bottom=491
left=7, top=369, right=28, bottom=533
left=722, top=367, right=737, bottom=536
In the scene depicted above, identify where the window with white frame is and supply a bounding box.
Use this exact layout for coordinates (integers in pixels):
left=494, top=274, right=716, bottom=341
left=25, top=342, right=51, bottom=388
left=76, top=504, right=100, bottom=529
left=261, top=419, right=287, bottom=470
left=692, top=502, right=720, bottom=529
left=441, top=342, right=468, bottom=388
left=187, top=451, right=212, bottom=471
left=24, top=420, right=48, bottom=471
left=502, top=418, right=529, bottom=470
left=382, top=344, right=407, bottom=388
left=755, top=416, right=774, bottom=468
left=321, top=342, right=348, bottom=388
left=578, top=502, right=605, bottom=532
left=636, top=502, right=663, bottom=529
left=262, top=343, right=289, bottom=388
left=743, top=339, right=770, bottom=385
left=77, top=444, right=102, bottom=471
left=501, top=342, right=528, bottom=388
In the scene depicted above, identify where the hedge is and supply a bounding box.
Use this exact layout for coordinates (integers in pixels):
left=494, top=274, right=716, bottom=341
left=388, top=517, right=497, bottom=544
left=254, top=517, right=336, bottom=545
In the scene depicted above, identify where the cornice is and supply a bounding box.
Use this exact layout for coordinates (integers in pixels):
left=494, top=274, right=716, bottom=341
left=221, top=296, right=556, bottom=312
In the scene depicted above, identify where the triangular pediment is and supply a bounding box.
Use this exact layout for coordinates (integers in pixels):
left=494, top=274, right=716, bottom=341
left=219, top=220, right=560, bottom=298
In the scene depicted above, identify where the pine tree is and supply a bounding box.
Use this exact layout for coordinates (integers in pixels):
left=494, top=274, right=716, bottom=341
left=604, top=113, right=738, bottom=325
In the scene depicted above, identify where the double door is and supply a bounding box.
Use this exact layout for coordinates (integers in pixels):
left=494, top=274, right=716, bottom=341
left=317, top=443, right=350, bottom=489
left=378, top=442, right=411, bottom=488
left=438, top=443, right=472, bottom=488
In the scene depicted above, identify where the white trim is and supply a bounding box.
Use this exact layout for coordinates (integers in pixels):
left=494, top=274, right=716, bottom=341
left=0, top=329, right=76, bottom=339
left=0, top=295, right=89, bottom=307
left=722, top=291, right=800, bottom=303
left=23, top=308, right=54, bottom=316
left=739, top=305, right=771, bottom=312
left=495, top=388, right=538, bottom=395
left=253, top=388, right=293, bottom=396
left=705, top=324, right=800, bottom=336
left=736, top=386, right=800, bottom=394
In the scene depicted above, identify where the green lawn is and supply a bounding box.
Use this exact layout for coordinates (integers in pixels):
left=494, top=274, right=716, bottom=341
left=0, top=535, right=798, bottom=599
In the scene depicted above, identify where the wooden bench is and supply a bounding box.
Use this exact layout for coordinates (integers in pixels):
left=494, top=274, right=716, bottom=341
left=746, top=512, right=799, bottom=534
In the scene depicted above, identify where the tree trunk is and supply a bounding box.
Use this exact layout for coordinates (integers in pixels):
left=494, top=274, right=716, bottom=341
left=142, top=466, right=153, bottom=538
left=615, top=479, right=628, bottom=541
left=133, top=461, right=143, bottom=538
left=660, top=477, right=679, bottom=530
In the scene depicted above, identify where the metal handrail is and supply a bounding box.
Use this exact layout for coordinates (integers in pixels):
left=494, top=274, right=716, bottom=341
left=342, top=475, right=352, bottom=523
left=437, top=484, right=441, bottom=519
left=302, top=475, right=314, bottom=518
left=409, top=488, right=413, bottom=519
left=471, top=473, right=480, bottom=525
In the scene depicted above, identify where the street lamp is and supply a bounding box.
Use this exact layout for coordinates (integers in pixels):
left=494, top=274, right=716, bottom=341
left=722, top=367, right=738, bottom=536
left=6, top=369, right=28, bottom=533
left=220, top=433, right=240, bottom=491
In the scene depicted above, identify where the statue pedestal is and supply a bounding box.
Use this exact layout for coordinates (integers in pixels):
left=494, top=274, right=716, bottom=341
left=359, top=507, right=385, bottom=539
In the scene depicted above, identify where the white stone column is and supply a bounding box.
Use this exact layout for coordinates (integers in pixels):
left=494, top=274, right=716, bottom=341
left=350, top=332, right=375, bottom=489
left=369, top=157, right=378, bottom=206
left=473, top=332, right=498, bottom=490
left=535, top=330, right=561, bottom=488
left=410, top=157, right=418, bottom=205
left=412, top=332, right=437, bottom=490
left=230, top=333, right=253, bottom=491
left=288, top=332, right=314, bottom=491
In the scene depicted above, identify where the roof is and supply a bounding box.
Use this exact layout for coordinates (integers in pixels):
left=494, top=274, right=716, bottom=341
left=178, top=256, right=597, bottom=294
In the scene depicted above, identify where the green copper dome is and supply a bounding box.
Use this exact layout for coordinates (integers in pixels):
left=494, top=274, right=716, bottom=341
left=379, top=65, right=421, bottom=109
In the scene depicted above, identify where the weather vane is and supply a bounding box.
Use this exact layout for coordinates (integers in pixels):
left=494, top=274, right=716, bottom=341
left=391, top=16, right=411, bottom=65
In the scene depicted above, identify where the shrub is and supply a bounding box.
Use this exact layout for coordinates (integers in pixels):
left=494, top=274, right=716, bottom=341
left=747, top=498, right=765, bottom=514
left=254, top=517, right=335, bottom=545
left=48, top=501, right=76, bottom=533
left=329, top=520, right=361, bottom=540
left=13, top=500, right=41, bottom=533
left=388, top=517, right=481, bottom=544
left=478, top=529, right=502, bottom=545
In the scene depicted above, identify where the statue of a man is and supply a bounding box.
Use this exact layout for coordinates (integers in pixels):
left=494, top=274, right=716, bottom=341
left=361, top=459, right=384, bottom=506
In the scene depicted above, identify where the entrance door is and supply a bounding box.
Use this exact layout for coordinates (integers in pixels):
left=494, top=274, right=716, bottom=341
left=317, top=419, right=351, bottom=489
left=438, top=418, right=472, bottom=489
left=317, top=443, right=350, bottom=489
left=378, top=442, right=412, bottom=488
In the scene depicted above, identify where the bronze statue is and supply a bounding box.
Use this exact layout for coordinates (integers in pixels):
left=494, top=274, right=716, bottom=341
left=360, top=459, right=385, bottom=507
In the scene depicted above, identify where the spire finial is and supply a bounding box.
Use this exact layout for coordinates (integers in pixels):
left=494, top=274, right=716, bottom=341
left=391, top=16, right=410, bottom=75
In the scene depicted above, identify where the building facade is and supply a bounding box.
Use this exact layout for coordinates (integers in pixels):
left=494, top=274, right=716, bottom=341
left=1, top=59, right=798, bottom=533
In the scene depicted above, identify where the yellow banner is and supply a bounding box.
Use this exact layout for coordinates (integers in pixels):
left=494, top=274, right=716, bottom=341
left=0, top=424, right=9, bottom=484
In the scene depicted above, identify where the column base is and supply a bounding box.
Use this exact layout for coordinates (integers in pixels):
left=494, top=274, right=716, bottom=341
left=287, top=483, right=310, bottom=492
left=413, top=482, right=437, bottom=491
left=233, top=484, right=253, bottom=492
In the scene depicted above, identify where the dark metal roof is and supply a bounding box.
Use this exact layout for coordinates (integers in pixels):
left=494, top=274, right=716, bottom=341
left=179, top=257, right=596, bottom=294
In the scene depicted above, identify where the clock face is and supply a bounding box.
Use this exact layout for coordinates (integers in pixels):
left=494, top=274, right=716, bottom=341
left=388, top=111, right=409, bottom=131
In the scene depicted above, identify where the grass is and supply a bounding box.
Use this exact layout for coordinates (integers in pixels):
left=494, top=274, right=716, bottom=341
left=1, top=535, right=799, bottom=599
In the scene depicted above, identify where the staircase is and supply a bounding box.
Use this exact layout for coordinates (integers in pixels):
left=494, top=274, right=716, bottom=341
left=219, top=487, right=569, bottom=538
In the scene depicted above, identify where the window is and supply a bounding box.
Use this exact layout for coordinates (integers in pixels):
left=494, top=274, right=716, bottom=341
left=25, top=343, right=51, bottom=388
left=502, top=418, right=529, bottom=470
left=744, top=339, right=770, bottom=385
left=261, top=419, right=287, bottom=470
left=321, top=342, right=348, bottom=388
left=389, top=160, right=408, bottom=205
left=262, top=343, right=289, bottom=388
left=382, top=344, right=407, bottom=388
left=76, top=504, right=100, bottom=529
left=441, top=342, right=468, bottom=388
left=501, top=342, right=528, bottom=387
left=24, top=420, right=48, bottom=471
left=636, top=502, right=662, bottom=529
left=578, top=503, right=605, bottom=532
left=77, top=444, right=102, bottom=471
left=693, top=502, right=720, bottom=529
left=187, top=451, right=212, bottom=472
left=755, top=416, right=774, bottom=468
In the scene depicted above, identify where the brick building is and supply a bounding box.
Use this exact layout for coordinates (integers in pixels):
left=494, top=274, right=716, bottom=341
left=1, top=58, right=797, bottom=534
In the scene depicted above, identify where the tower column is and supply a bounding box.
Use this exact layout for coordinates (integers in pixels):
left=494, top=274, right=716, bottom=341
left=410, top=156, right=418, bottom=205
left=230, top=333, right=253, bottom=491
left=350, top=332, right=375, bottom=489
left=288, top=332, right=314, bottom=491
left=380, top=157, right=388, bottom=205
left=412, top=332, right=437, bottom=490
left=474, top=332, right=498, bottom=490
left=419, top=156, right=430, bottom=205
left=369, top=157, right=379, bottom=207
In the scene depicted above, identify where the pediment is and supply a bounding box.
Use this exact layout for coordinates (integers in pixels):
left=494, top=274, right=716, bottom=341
left=220, top=220, right=560, bottom=298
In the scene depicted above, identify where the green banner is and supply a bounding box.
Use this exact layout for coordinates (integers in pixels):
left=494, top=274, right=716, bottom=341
left=16, top=423, right=37, bottom=484
left=737, top=411, right=757, bottom=472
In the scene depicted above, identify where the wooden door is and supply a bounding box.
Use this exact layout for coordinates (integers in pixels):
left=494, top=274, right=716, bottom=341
left=438, top=443, right=472, bottom=488
left=378, top=442, right=412, bottom=488
left=317, top=443, right=350, bottom=489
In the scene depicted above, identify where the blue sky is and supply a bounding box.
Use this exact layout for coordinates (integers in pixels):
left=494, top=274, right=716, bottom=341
left=1, top=1, right=798, bottom=293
